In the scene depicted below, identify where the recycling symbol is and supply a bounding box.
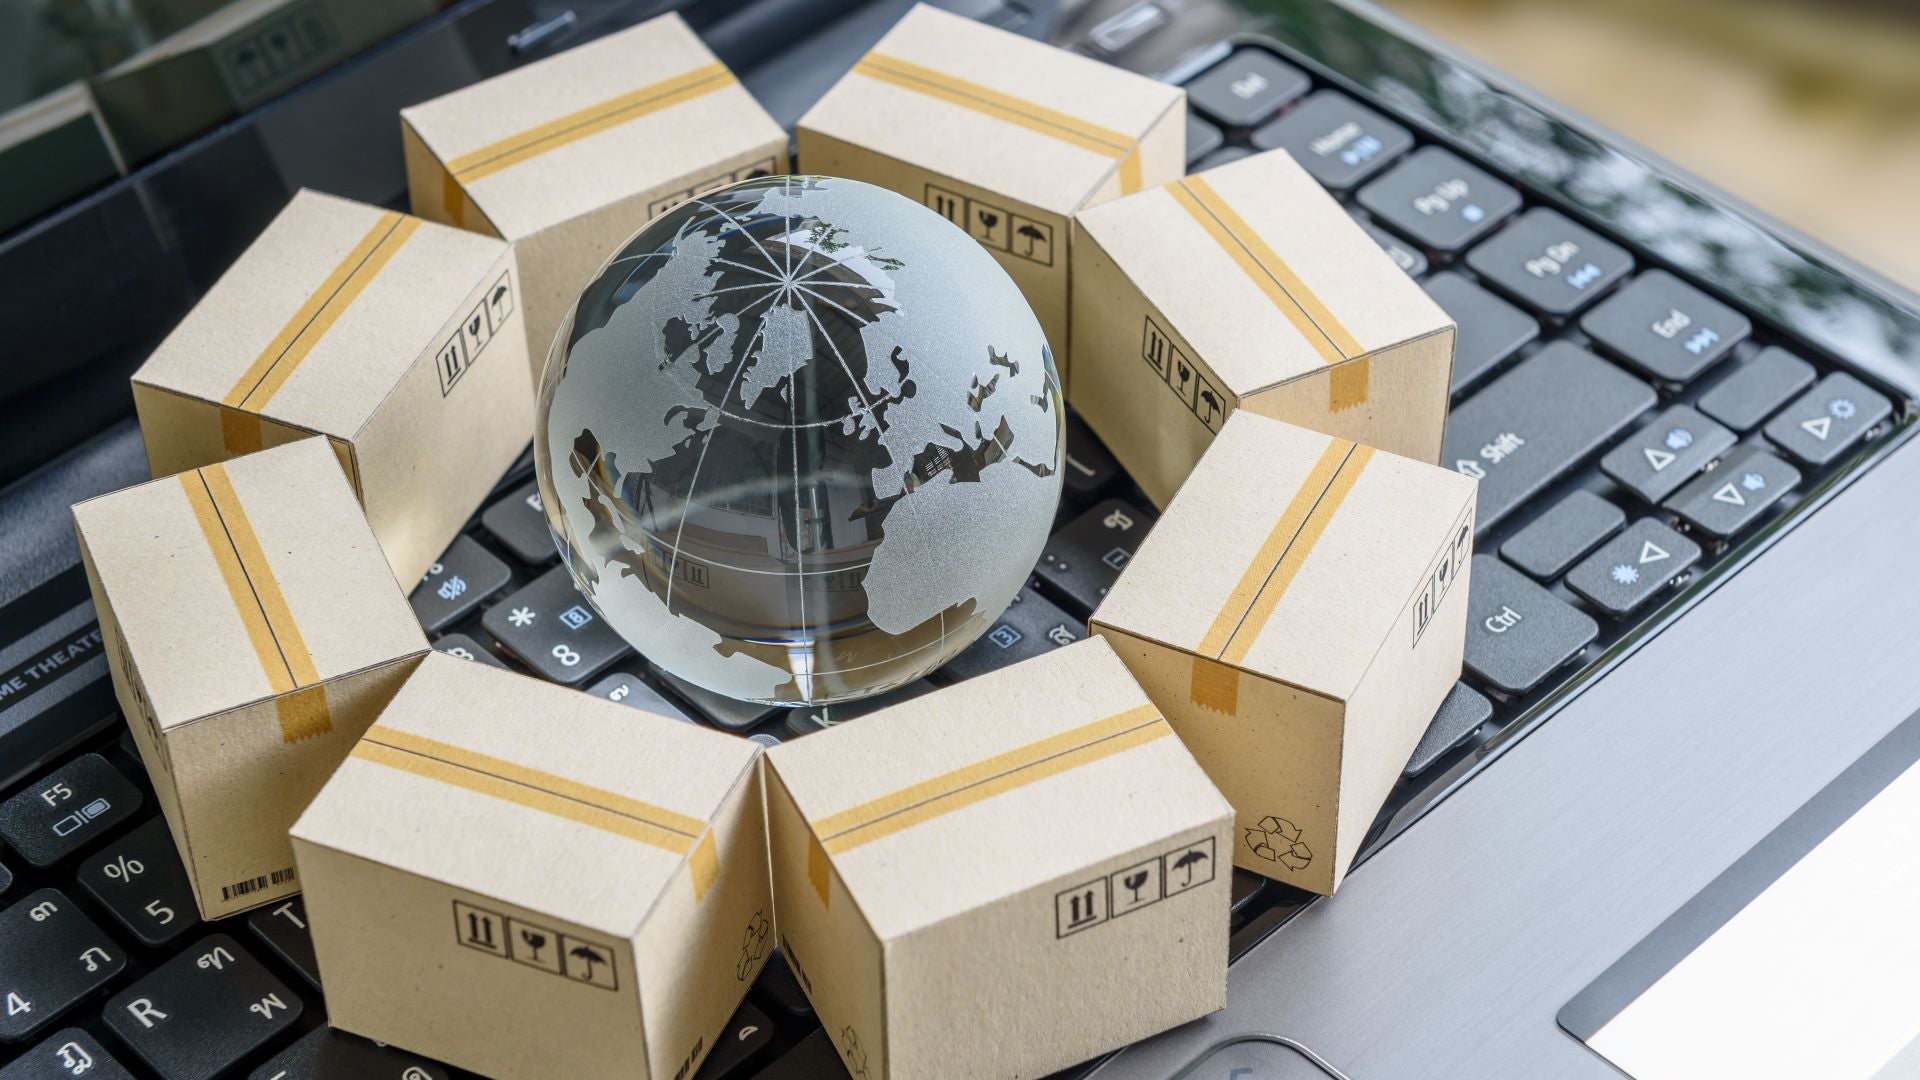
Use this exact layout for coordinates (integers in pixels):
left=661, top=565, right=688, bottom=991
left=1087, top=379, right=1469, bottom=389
left=1245, top=816, right=1312, bottom=871
left=841, top=1026, right=871, bottom=1079
left=736, top=910, right=770, bottom=980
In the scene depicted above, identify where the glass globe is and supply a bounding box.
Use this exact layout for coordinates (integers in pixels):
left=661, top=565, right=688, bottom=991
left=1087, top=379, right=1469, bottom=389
left=534, top=175, right=1063, bottom=707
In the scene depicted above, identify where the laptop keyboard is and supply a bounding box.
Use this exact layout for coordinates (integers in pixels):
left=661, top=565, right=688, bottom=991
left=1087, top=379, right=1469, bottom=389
left=0, top=33, right=1907, bottom=1080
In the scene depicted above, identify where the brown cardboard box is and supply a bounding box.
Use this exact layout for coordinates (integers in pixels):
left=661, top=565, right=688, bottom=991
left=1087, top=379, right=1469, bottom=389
left=400, top=13, right=788, bottom=374
left=763, top=637, right=1232, bottom=1079
left=290, top=652, right=771, bottom=1080
left=131, top=188, right=533, bottom=585
left=796, top=4, right=1186, bottom=363
left=1090, top=413, right=1475, bottom=894
left=73, top=438, right=429, bottom=920
left=1070, top=148, right=1455, bottom=507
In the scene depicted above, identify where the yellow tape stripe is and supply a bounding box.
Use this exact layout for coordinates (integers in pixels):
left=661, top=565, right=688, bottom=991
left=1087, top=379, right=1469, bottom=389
left=1195, top=439, right=1352, bottom=658
left=1167, top=180, right=1343, bottom=371
left=1184, top=175, right=1364, bottom=359
left=823, top=720, right=1172, bottom=854
left=447, top=63, right=736, bottom=183
left=202, top=464, right=320, bottom=687
left=179, top=473, right=294, bottom=695
left=353, top=740, right=696, bottom=856
left=854, top=54, right=1144, bottom=192
left=1221, top=445, right=1376, bottom=666
left=274, top=685, right=333, bottom=743
left=363, top=726, right=708, bottom=839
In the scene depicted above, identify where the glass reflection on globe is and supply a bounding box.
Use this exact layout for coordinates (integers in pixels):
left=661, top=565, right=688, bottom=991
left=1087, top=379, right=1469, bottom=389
left=535, top=175, right=1063, bottom=707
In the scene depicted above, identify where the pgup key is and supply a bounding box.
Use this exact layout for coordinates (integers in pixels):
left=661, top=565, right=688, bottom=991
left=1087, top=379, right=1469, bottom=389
left=105, top=935, right=302, bottom=1080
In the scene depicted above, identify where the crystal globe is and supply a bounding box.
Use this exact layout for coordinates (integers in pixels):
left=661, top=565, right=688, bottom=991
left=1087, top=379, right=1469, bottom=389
left=534, top=175, right=1062, bottom=707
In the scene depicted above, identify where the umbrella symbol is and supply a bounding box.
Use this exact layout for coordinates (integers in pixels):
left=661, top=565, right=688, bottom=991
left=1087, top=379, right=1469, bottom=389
left=1171, top=847, right=1212, bottom=886
left=568, top=944, right=608, bottom=983
left=1198, top=387, right=1221, bottom=421
left=1017, top=223, right=1047, bottom=257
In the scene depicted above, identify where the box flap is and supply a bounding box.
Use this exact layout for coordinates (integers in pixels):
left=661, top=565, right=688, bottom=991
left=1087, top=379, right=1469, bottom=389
left=133, top=190, right=508, bottom=442
left=73, top=437, right=423, bottom=729
left=1074, top=149, right=1451, bottom=397
left=767, top=638, right=1229, bottom=941
left=293, top=653, right=759, bottom=937
left=400, top=13, right=784, bottom=240
left=800, top=4, right=1182, bottom=215
left=1093, top=413, right=1474, bottom=701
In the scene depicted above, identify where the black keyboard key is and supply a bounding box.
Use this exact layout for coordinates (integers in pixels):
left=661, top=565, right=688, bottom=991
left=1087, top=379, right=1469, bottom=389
left=1035, top=498, right=1155, bottom=615
left=1580, top=269, right=1750, bottom=383
left=748, top=1027, right=845, bottom=1080
left=694, top=1001, right=774, bottom=1080
left=1421, top=271, right=1538, bottom=393
left=1464, top=557, right=1599, bottom=695
left=1185, top=50, right=1309, bottom=128
left=755, top=949, right=813, bottom=1019
left=1, top=1028, right=135, bottom=1079
left=1404, top=682, right=1494, bottom=776
left=1499, top=491, right=1624, bottom=580
left=940, top=587, right=1081, bottom=682
left=410, top=535, right=511, bottom=633
left=1664, top=447, right=1800, bottom=539
left=483, top=566, right=630, bottom=684
left=784, top=679, right=939, bottom=737
left=1599, top=405, right=1736, bottom=505
left=1192, top=146, right=1251, bottom=172
left=78, top=817, right=200, bottom=946
left=1464, top=208, right=1632, bottom=317
left=1443, top=344, right=1656, bottom=533
left=1185, top=112, right=1224, bottom=164
left=1060, top=413, right=1121, bottom=506
left=1355, top=218, right=1429, bottom=278
left=481, top=481, right=558, bottom=564
left=1763, top=372, right=1893, bottom=467
left=0, top=860, right=10, bottom=896
left=1357, top=146, right=1521, bottom=253
left=104, top=935, right=302, bottom=1080
left=586, top=671, right=696, bottom=722
left=0, top=754, right=142, bottom=868
left=0, top=889, right=125, bottom=1042
left=1250, top=90, right=1412, bottom=190
left=432, top=632, right=510, bottom=669
left=656, top=670, right=780, bottom=733
left=244, top=898, right=319, bottom=990
left=1228, top=869, right=1266, bottom=918
left=1565, top=519, right=1700, bottom=616
left=247, top=1026, right=448, bottom=1080
left=1697, top=346, right=1815, bottom=432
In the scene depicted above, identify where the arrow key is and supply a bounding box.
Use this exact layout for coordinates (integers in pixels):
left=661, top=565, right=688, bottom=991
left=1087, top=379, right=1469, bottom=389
left=1664, top=447, right=1800, bottom=538
left=1599, top=405, right=1734, bottom=504
left=1565, top=519, right=1700, bottom=616
left=1763, top=372, right=1892, bottom=467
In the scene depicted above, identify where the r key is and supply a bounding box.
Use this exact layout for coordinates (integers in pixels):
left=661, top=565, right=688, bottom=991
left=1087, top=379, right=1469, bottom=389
left=104, top=934, right=302, bottom=1080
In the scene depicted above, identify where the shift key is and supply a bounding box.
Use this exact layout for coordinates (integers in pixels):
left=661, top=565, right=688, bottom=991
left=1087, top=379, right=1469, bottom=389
left=1443, top=343, right=1655, bottom=533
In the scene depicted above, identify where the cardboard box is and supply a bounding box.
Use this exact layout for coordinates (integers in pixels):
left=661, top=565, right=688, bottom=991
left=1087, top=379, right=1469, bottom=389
left=1090, top=413, right=1475, bottom=894
left=290, top=652, right=771, bottom=1080
left=401, top=13, right=788, bottom=374
left=763, top=637, right=1232, bottom=1079
left=797, top=3, right=1185, bottom=363
left=131, top=188, right=533, bottom=585
left=73, top=437, right=429, bottom=919
left=1070, top=148, right=1455, bottom=507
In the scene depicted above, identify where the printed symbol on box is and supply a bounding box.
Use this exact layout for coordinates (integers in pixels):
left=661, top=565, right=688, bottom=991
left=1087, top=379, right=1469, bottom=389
left=1142, top=317, right=1179, bottom=385
left=1102, top=547, right=1130, bottom=571
left=925, top=184, right=968, bottom=226
left=464, top=300, right=493, bottom=357
left=737, top=910, right=770, bottom=980
left=1163, top=836, right=1217, bottom=897
left=1054, top=878, right=1109, bottom=937
left=558, top=605, right=594, bottom=631
left=436, top=333, right=469, bottom=397
left=508, top=917, right=563, bottom=974
left=840, top=1026, right=871, bottom=1080
left=1245, top=816, right=1311, bottom=871
left=1008, top=215, right=1054, bottom=266
left=1109, top=856, right=1164, bottom=918
left=987, top=624, right=1022, bottom=650
left=562, top=935, right=619, bottom=990
left=453, top=900, right=509, bottom=958
left=970, top=203, right=1011, bottom=251
left=56, top=1040, right=93, bottom=1074
left=1142, top=315, right=1221, bottom=431
left=1190, top=369, right=1224, bottom=432
left=488, top=272, right=514, bottom=327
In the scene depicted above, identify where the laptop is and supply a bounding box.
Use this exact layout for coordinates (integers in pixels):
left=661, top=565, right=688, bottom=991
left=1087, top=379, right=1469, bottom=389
left=1, top=0, right=1915, bottom=1076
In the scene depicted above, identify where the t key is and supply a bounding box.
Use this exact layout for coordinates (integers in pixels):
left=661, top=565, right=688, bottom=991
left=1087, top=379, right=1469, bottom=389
left=104, top=935, right=302, bottom=1080
left=0, top=888, right=126, bottom=1042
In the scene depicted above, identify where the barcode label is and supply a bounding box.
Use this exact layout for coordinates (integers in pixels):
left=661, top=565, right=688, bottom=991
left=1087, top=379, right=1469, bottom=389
left=222, top=865, right=296, bottom=901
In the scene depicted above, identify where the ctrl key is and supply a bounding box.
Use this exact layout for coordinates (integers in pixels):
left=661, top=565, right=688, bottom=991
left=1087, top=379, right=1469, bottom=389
left=105, top=934, right=302, bottom=1080
left=1465, top=556, right=1599, bottom=695
left=0, top=1029, right=134, bottom=1079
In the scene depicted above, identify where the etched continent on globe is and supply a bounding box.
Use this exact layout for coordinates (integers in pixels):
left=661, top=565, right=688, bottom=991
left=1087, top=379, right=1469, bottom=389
left=535, top=175, right=1063, bottom=706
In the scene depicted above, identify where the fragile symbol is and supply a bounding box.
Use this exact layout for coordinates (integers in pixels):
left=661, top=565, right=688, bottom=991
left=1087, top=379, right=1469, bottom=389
left=737, top=910, right=770, bottom=980
left=1245, top=816, right=1312, bottom=871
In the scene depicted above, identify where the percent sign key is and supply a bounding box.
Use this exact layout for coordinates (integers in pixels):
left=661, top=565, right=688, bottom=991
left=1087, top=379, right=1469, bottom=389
left=81, top=818, right=201, bottom=945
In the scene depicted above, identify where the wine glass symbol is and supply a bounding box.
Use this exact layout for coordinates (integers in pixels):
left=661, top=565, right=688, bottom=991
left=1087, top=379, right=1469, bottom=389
left=1123, top=869, right=1150, bottom=903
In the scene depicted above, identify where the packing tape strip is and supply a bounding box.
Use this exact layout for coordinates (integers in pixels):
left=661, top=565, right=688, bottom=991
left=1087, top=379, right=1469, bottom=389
left=852, top=53, right=1145, bottom=194
left=219, top=212, right=420, bottom=454
left=354, top=727, right=722, bottom=901
left=1188, top=440, right=1375, bottom=715
left=1167, top=176, right=1369, bottom=411
left=179, top=467, right=333, bottom=742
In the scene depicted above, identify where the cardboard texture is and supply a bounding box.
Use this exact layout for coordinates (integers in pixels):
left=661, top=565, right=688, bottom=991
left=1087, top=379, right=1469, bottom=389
left=1090, top=413, right=1475, bottom=895
left=1070, top=148, right=1455, bottom=507
left=72, top=437, right=428, bottom=920
left=290, top=653, right=771, bottom=1080
left=796, top=4, right=1185, bottom=364
left=400, top=13, right=788, bottom=376
left=763, top=638, right=1232, bottom=1079
left=131, top=188, right=533, bottom=585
